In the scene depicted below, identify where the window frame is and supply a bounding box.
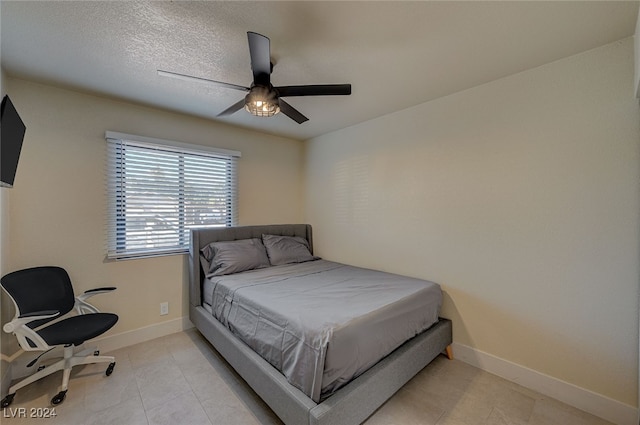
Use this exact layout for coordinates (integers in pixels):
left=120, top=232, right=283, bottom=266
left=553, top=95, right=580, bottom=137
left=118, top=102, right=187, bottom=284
left=105, top=131, right=241, bottom=260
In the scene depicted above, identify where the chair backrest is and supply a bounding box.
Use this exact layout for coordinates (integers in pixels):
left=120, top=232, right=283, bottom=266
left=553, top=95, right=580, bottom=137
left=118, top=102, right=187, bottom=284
left=1, top=266, right=76, bottom=328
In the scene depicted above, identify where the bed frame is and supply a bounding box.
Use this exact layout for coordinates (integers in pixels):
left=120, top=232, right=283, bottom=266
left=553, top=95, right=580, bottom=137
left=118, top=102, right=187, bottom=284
left=189, top=224, right=452, bottom=425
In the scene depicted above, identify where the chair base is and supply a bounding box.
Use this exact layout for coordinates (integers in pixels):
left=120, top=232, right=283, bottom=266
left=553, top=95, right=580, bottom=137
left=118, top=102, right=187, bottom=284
left=2, top=345, right=115, bottom=407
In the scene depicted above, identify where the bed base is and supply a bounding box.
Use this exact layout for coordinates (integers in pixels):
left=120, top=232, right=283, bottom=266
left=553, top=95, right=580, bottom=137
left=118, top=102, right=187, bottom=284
left=189, top=225, right=453, bottom=425
left=191, top=304, right=451, bottom=425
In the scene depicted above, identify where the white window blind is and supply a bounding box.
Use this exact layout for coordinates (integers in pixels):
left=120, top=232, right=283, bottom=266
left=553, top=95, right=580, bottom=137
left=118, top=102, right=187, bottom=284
left=106, top=132, right=240, bottom=260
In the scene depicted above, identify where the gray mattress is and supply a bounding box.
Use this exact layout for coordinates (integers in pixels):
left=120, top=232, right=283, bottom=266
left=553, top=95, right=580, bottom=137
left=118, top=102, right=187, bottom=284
left=203, top=259, right=442, bottom=402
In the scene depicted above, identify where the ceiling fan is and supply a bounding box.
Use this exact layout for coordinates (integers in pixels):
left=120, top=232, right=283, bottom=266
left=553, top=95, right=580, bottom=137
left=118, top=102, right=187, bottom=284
left=158, top=31, right=352, bottom=124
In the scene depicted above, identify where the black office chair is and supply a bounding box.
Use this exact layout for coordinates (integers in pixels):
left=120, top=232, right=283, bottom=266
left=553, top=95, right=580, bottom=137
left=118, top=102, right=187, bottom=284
left=0, top=266, right=118, bottom=407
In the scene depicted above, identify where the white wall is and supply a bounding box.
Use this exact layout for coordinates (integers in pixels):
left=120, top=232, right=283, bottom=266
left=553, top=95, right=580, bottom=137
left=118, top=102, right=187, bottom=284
left=305, top=37, right=639, bottom=415
left=3, top=78, right=304, bottom=349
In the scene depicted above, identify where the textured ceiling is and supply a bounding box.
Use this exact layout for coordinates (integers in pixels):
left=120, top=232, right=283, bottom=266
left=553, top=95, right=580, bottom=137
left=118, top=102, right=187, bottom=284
left=1, top=1, right=638, bottom=141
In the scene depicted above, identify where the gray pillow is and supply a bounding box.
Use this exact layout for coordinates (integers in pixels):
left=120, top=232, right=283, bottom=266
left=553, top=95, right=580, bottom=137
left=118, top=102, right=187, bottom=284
left=262, top=234, right=319, bottom=266
left=201, top=238, right=270, bottom=276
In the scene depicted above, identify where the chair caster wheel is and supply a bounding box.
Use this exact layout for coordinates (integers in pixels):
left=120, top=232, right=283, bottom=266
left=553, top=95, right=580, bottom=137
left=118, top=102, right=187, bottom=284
left=94, top=350, right=100, bottom=356
left=106, top=362, right=115, bottom=376
left=51, top=390, right=66, bottom=405
left=1, top=393, right=15, bottom=408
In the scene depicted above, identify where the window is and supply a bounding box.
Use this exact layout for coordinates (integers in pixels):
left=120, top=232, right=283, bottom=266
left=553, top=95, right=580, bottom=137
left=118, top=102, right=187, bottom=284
left=106, top=132, right=240, bottom=260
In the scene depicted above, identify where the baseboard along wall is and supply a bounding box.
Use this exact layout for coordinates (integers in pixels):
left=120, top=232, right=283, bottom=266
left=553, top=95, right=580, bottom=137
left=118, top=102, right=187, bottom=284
left=92, top=316, right=194, bottom=354
left=4, top=317, right=194, bottom=386
left=451, top=342, right=637, bottom=425
left=3, top=318, right=636, bottom=425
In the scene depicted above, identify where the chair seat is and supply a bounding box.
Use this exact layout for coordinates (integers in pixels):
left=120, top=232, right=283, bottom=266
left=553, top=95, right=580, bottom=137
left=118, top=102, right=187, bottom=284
left=37, top=313, right=118, bottom=346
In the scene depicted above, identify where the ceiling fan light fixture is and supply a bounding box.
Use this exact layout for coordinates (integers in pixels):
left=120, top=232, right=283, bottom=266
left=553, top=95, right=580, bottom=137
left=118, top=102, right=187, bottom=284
left=245, top=87, right=280, bottom=117
left=245, top=99, right=280, bottom=117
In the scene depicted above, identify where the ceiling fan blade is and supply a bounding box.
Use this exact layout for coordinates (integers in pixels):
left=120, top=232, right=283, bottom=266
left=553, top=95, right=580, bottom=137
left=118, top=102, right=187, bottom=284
left=247, top=32, right=271, bottom=85
left=275, top=84, right=352, bottom=97
left=158, top=70, right=249, bottom=92
left=278, top=99, right=308, bottom=124
left=217, top=98, right=247, bottom=117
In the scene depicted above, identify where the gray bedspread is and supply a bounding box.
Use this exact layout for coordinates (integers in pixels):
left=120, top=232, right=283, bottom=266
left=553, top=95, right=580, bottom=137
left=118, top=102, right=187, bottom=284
left=206, top=259, right=442, bottom=402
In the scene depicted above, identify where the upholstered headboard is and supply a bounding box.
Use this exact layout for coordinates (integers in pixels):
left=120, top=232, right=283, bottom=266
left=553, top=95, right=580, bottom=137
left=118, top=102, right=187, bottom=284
left=188, top=224, right=313, bottom=307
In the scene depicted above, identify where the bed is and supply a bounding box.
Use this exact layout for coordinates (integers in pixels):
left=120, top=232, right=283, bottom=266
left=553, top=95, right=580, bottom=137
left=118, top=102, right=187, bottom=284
left=189, top=224, right=452, bottom=425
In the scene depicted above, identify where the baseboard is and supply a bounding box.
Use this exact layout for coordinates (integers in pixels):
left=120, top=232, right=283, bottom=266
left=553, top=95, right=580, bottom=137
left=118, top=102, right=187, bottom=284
left=451, top=342, right=638, bottom=425
left=4, top=320, right=636, bottom=425
left=3, top=316, right=195, bottom=395
left=93, top=316, right=194, bottom=354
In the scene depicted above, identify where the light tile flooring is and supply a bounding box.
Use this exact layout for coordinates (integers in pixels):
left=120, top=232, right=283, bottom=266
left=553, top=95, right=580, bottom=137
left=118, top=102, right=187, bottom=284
left=2, top=329, right=613, bottom=425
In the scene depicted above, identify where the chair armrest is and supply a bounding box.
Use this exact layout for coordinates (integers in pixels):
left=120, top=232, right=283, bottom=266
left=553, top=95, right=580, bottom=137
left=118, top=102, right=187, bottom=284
left=78, top=287, right=116, bottom=300
left=3, top=310, right=60, bottom=333
left=84, top=287, right=117, bottom=294
left=75, top=287, right=116, bottom=314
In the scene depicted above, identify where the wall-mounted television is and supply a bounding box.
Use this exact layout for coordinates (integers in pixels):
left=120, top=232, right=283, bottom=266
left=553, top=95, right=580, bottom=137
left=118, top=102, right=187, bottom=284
left=1, top=95, right=26, bottom=188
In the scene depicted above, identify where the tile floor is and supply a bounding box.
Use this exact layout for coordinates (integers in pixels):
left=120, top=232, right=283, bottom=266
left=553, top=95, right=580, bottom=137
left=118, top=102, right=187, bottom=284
left=1, top=329, right=613, bottom=425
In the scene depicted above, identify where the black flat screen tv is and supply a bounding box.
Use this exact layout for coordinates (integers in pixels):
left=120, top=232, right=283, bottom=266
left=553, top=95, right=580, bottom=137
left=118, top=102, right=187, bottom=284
left=1, top=95, right=26, bottom=188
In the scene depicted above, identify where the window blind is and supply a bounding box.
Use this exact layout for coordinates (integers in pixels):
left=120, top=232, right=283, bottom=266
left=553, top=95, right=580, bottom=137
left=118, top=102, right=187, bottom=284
left=106, top=132, right=240, bottom=260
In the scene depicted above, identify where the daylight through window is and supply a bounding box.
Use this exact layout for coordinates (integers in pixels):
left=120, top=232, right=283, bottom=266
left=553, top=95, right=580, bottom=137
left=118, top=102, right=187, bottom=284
left=106, top=132, right=240, bottom=260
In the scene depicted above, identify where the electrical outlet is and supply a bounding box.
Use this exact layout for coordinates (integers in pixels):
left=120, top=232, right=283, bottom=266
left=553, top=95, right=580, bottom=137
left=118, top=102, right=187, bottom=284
left=160, top=302, right=169, bottom=316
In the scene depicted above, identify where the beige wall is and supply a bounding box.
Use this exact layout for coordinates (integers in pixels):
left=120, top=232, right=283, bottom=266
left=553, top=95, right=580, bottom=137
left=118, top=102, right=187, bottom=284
left=305, top=38, right=640, bottom=406
left=1, top=66, right=19, bottom=392
left=3, top=78, right=304, bottom=340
